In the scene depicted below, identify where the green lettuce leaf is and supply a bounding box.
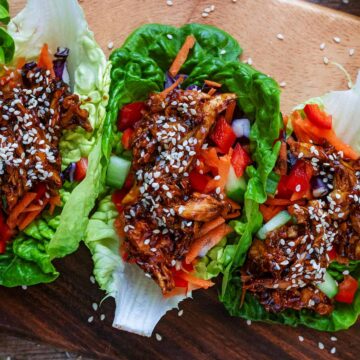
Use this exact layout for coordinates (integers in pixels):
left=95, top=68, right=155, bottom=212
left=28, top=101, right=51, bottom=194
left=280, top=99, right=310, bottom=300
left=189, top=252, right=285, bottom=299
left=0, top=0, right=109, bottom=287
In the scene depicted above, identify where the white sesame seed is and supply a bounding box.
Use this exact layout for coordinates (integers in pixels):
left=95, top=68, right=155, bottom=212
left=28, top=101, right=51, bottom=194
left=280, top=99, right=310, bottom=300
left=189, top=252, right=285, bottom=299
left=246, top=57, right=253, bottom=65
left=92, top=303, right=98, bottom=311
left=323, top=56, right=329, bottom=65
left=330, top=336, right=337, bottom=342
left=90, top=276, right=95, bottom=284
left=330, top=347, right=336, bottom=354
left=22, top=285, right=27, bottom=290
left=155, top=333, right=162, bottom=341
left=178, top=309, right=184, bottom=317
left=277, top=33, right=284, bottom=40
left=298, top=336, right=304, bottom=342
left=107, top=41, right=114, bottom=50
left=349, top=48, right=355, bottom=56
left=202, top=12, right=209, bottom=18
left=333, top=36, right=341, bottom=44
left=100, top=314, right=106, bottom=321
left=166, top=0, right=173, bottom=6
left=279, top=81, right=287, bottom=88
left=88, top=316, right=94, bottom=323
left=220, top=49, right=226, bottom=55
left=167, top=34, right=173, bottom=40
left=246, top=320, right=251, bottom=325
left=318, top=342, right=325, bottom=350
left=320, top=43, right=326, bottom=50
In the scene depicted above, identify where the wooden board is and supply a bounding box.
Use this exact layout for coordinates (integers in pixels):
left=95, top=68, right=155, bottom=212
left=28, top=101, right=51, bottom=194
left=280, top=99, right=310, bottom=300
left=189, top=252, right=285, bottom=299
left=2, top=0, right=360, bottom=359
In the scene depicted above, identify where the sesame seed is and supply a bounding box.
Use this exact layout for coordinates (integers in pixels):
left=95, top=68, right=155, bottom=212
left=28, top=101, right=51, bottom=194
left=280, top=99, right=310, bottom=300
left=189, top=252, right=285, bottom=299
left=92, top=303, right=98, bottom=311
left=323, top=56, right=329, bottom=65
left=88, top=316, right=94, bottom=323
left=220, top=49, right=226, bottom=55
left=107, top=41, right=114, bottom=50
left=178, top=309, right=184, bottom=317
left=318, top=342, right=325, bottom=350
left=276, top=33, right=284, bottom=40
left=333, top=36, right=341, bottom=44
left=90, top=276, right=95, bottom=284
left=246, top=320, right=251, bottom=325
left=166, top=0, right=173, bottom=6
left=279, top=81, right=286, bottom=88
left=155, top=333, right=162, bottom=341
left=100, top=314, right=106, bottom=321
left=320, top=43, right=326, bottom=50
left=330, top=336, right=337, bottom=342
left=202, top=12, right=209, bottom=18
left=330, top=347, right=336, bottom=354
left=22, top=285, right=27, bottom=290
left=298, top=336, right=304, bottom=342
left=349, top=48, right=355, bottom=56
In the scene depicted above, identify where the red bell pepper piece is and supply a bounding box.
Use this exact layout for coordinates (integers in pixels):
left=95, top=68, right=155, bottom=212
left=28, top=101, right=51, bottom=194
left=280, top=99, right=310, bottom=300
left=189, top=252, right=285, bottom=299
left=335, top=275, right=359, bottom=304
left=121, top=128, right=134, bottom=150
left=189, top=170, right=211, bottom=193
left=118, top=102, right=145, bottom=131
left=210, top=116, right=236, bottom=154
left=304, top=104, right=332, bottom=130
left=74, top=158, right=88, bottom=182
left=34, top=183, right=47, bottom=200
left=327, top=248, right=338, bottom=261
left=0, top=212, right=12, bottom=253
left=231, top=143, right=251, bottom=177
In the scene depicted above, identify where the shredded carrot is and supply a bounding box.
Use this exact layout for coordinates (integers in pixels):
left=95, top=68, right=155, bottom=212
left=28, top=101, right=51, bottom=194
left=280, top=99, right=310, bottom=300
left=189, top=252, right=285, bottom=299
left=169, top=35, right=196, bottom=77
left=223, top=210, right=241, bottom=220
left=159, top=75, right=184, bottom=98
left=225, top=100, right=236, bottom=124
left=291, top=111, right=359, bottom=160
left=226, top=198, right=241, bottom=210
left=290, top=188, right=312, bottom=202
left=196, top=217, right=225, bottom=238
left=163, top=287, right=188, bottom=298
left=260, top=204, right=286, bottom=222
left=114, top=217, right=126, bottom=238
left=49, top=195, right=62, bottom=215
left=177, top=272, right=214, bottom=289
left=208, top=88, right=217, bottom=96
left=21, top=205, right=43, bottom=213
left=37, top=44, right=55, bottom=77
left=16, top=57, right=26, bottom=70
left=7, top=193, right=37, bottom=229
left=283, top=115, right=289, bottom=129
left=204, top=80, right=222, bottom=88
left=121, top=184, right=140, bottom=205
left=265, top=198, right=306, bottom=206
left=185, top=223, right=233, bottom=264
left=18, top=199, right=49, bottom=231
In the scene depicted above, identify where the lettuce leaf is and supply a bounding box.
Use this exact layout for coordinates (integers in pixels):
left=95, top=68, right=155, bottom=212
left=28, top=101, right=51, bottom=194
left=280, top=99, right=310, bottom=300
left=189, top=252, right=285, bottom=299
left=84, top=23, right=281, bottom=335
left=223, top=73, right=360, bottom=331
left=0, top=0, right=109, bottom=287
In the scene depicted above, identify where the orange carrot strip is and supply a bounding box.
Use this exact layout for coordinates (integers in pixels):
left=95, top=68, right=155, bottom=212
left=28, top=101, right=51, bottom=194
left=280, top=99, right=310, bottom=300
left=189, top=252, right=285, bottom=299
left=196, top=217, right=225, bottom=239
left=169, top=35, right=196, bottom=77
left=49, top=195, right=62, bottom=215
left=37, top=44, right=55, bottom=77
left=185, top=223, right=233, bottom=264
left=260, top=204, right=285, bottom=222
left=208, top=88, right=217, bottom=96
left=20, top=205, right=43, bottom=213
left=291, top=111, right=359, bottom=160
left=18, top=199, right=49, bottom=231
left=7, top=193, right=37, bottom=229
left=122, top=184, right=140, bottom=205
left=283, top=115, right=289, bottom=129
left=159, top=75, right=184, bottom=98
left=204, top=80, right=222, bottom=88
left=163, top=287, right=188, bottom=299
left=178, top=272, right=214, bottom=289
left=225, top=100, right=236, bottom=124
left=223, top=211, right=241, bottom=220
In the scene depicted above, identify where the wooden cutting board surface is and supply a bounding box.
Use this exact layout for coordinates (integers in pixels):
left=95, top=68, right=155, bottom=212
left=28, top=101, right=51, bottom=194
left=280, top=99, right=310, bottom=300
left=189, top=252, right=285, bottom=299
left=2, top=1, right=360, bottom=359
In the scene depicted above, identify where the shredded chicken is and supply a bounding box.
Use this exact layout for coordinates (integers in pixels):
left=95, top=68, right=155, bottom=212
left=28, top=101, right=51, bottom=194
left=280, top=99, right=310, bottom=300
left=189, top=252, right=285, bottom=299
left=121, top=88, right=239, bottom=293
left=0, top=62, right=91, bottom=213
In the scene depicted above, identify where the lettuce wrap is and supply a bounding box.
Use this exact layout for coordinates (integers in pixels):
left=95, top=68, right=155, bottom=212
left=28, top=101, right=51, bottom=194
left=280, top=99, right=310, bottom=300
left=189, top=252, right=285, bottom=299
left=0, top=0, right=110, bottom=287
left=84, top=23, right=282, bottom=336
left=221, top=73, right=360, bottom=331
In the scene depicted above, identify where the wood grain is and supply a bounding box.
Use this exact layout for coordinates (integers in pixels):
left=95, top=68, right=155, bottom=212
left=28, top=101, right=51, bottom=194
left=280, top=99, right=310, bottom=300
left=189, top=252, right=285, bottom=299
left=2, top=1, right=360, bottom=359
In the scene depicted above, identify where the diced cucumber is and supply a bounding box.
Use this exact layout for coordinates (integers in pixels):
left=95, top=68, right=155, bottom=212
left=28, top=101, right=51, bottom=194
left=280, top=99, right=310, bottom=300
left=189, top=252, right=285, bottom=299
left=256, top=210, right=292, bottom=240
left=225, top=165, right=247, bottom=203
left=316, top=271, right=338, bottom=298
left=106, top=155, right=131, bottom=189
